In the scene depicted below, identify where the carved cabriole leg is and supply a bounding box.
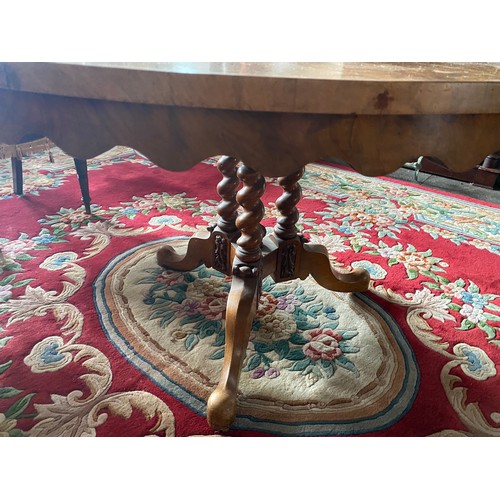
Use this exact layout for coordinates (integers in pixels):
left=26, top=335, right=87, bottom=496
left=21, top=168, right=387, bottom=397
left=206, top=273, right=259, bottom=430
left=207, top=163, right=266, bottom=430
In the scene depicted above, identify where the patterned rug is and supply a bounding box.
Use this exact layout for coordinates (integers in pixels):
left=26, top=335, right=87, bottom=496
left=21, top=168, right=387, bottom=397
left=1, top=146, right=499, bottom=437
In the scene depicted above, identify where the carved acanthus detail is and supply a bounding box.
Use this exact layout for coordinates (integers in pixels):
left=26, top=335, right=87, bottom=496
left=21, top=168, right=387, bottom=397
left=213, top=233, right=230, bottom=275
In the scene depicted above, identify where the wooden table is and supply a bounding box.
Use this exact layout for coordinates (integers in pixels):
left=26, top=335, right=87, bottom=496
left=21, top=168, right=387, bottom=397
left=1, top=62, right=500, bottom=430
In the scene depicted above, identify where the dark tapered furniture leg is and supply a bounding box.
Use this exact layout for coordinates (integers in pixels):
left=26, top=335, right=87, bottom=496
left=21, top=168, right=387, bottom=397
left=11, top=156, right=23, bottom=195
left=73, top=158, right=91, bottom=214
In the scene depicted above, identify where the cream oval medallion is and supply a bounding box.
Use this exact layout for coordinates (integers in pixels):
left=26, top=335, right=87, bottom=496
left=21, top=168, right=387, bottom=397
left=94, top=237, right=419, bottom=435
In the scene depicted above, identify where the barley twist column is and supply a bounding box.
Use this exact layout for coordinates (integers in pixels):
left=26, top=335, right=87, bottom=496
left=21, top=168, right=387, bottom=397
left=273, top=166, right=305, bottom=240
left=234, top=164, right=266, bottom=265
left=215, top=156, right=240, bottom=234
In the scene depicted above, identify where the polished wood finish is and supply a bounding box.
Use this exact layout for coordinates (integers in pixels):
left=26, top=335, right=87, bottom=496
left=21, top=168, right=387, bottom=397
left=207, top=273, right=260, bottom=430
left=1, top=63, right=500, bottom=177
left=1, top=62, right=499, bottom=431
left=2, top=62, right=500, bottom=114
left=157, top=230, right=216, bottom=271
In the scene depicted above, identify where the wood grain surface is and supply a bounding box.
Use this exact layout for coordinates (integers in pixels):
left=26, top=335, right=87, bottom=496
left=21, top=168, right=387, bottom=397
left=0, top=62, right=499, bottom=177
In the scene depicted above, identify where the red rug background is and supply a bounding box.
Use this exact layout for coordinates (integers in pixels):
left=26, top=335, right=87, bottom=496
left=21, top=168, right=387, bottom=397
left=0, top=148, right=499, bottom=437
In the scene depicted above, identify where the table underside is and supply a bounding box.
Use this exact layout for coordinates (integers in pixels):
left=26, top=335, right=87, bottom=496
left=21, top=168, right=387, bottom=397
left=1, top=89, right=500, bottom=177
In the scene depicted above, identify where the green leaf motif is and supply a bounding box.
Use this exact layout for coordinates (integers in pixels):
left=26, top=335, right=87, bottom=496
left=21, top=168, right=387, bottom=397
left=212, top=330, right=225, bottom=347
left=209, top=349, right=225, bottom=360
left=159, top=311, right=176, bottom=328
left=289, top=333, right=308, bottom=345
left=4, top=393, right=35, bottom=419
left=272, top=339, right=290, bottom=359
left=252, top=341, right=274, bottom=353
left=11, top=278, right=34, bottom=289
left=339, top=331, right=358, bottom=340
left=483, top=312, right=500, bottom=322
left=0, top=336, right=13, bottom=348
left=406, top=268, right=419, bottom=280
left=285, top=349, right=306, bottom=361
left=0, top=274, right=16, bottom=286
left=246, top=354, right=261, bottom=371
left=198, top=320, right=222, bottom=339
left=15, top=254, right=33, bottom=262
left=335, top=355, right=358, bottom=374
left=434, top=275, right=450, bottom=284
left=457, top=318, right=476, bottom=331
left=478, top=322, right=497, bottom=340
left=0, top=359, right=13, bottom=375
left=184, top=334, right=199, bottom=351
left=423, top=282, right=441, bottom=290
left=290, top=358, right=312, bottom=372
left=319, top=361, right=335, bottom=378
left=0, top=387, right=23, bottom=399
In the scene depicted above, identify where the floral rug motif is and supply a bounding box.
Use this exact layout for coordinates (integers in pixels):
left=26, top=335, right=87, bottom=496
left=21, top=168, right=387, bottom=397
left=0, top=147, right=499, bottom=437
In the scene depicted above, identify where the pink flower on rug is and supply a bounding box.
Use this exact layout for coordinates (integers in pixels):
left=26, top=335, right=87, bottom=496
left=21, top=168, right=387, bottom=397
left=396, top=251, right=434, bottom=272
left=172, top=299, right=200, bottom=317
left=302, top=328, right=343, bottom=361
left=131, top=196, right=160, bottom=210
left=57, top=211, right=90, bottom=225
left=199, top=295, right=227, bottom=320
left=276, top=294, right=301, bottom=313
left=266, top=367, right=280, bottom=379
left=156, top=271, right=184, bottom=286
left=257, top=292, right=278, bottom=317
left=440, top=282, right=465, bottom=297
left=459, top=304, right=486, bottom=324
left=251, top=367, right=266, bottom=379
left=1, top=239, right=36, bottom=259
left=0, top=284, right=12, bottom=301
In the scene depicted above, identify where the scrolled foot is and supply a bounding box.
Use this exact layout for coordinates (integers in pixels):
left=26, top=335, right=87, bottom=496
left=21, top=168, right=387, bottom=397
left=156, top=230, right=214, bottom=271
left=297, top=242, right=370, bottom=292
left=206, top=388, right=237, bottom=431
